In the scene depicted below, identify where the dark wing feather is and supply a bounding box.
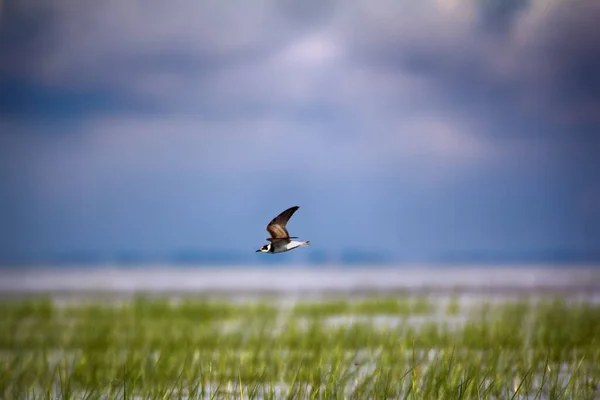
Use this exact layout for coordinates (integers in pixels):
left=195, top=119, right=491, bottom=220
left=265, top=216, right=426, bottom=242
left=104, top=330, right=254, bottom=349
left=266, top=236, right=298, bottom=242
left=266, top=206, right=299, bottom=239
left=267, top=237, right=296, bottom=243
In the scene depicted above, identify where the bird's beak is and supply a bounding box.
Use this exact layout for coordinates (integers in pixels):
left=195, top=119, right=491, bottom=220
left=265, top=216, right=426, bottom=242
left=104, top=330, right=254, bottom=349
left=255, top=249, right=261, bottom=252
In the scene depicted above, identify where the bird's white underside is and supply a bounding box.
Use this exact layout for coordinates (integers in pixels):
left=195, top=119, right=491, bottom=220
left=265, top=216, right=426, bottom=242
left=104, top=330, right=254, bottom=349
left=273, top=240, right=306, bottom=253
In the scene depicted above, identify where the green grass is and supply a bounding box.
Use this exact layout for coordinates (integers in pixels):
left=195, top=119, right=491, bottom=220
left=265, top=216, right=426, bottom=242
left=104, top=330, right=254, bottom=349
left=0, top=294, right=599, bottom=399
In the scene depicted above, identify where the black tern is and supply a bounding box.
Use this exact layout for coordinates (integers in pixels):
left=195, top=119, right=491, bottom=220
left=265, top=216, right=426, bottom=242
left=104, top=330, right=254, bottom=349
left=256, top=206, right=310, bottom=254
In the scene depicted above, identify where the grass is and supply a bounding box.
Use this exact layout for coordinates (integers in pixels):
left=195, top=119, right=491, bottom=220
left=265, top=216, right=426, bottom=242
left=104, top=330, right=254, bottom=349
left=0, top=294, right=599, bottom=399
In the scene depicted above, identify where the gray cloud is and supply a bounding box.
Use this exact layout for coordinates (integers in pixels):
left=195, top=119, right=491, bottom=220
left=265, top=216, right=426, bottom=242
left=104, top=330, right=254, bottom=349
left=348, top=0, right=600, bottom=134
left=277, top=0, right=336, bottom=28
left=532, top=0, right=600, bottom=126
left=475, top=0, right=529, bottom=36
left=0, top=0, right=55, bottom=72
left=3, top=0, right=598, bottom=130
left=1, top=0, right=598, bottom=194
left=0, top=0, right=597, bottom=160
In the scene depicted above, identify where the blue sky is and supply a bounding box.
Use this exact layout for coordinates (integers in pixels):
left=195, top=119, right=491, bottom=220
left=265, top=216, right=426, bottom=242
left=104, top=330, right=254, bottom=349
left=1, top=0, right=599, bottom=263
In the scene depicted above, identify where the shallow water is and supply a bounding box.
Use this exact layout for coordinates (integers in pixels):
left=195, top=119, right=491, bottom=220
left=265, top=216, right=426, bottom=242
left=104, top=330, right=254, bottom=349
left=2, top=265, right=599, bottom=399
left=1, top=265, right=599, bottom=298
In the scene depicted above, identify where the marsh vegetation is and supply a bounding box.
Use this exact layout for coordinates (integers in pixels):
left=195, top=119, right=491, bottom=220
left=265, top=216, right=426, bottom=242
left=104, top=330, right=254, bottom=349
left=0, top=293, right=599, bottom=399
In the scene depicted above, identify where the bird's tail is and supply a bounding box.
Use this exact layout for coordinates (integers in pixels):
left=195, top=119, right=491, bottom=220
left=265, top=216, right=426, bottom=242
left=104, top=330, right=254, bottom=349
left=303, top=241, right=310, bottom=246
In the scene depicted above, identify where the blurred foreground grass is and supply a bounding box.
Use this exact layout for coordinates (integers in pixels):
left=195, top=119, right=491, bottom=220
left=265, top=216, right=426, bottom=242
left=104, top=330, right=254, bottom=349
left=0, top=294, right=599, bottom=399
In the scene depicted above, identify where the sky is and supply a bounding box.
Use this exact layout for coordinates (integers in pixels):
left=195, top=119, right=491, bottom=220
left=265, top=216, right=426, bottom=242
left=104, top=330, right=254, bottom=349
left=0, top=0, right=599, bottom=264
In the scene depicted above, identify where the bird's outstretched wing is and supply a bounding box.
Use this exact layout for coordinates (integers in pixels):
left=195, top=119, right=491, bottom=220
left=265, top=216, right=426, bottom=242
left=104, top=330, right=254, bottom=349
left=266, top=206, right=299, bottom=240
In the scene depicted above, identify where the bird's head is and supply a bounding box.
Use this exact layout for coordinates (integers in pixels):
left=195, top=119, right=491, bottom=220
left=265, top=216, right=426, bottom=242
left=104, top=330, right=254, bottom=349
left=256, top=244, right=271, bottom=253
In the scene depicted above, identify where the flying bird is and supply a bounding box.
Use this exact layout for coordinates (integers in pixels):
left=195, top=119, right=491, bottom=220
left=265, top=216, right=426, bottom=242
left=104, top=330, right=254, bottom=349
left=256, top=206, right=310, bottom=254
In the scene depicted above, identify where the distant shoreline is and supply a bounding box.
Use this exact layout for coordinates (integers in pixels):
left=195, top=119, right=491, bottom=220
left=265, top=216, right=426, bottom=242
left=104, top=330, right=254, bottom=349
left=1, top=265, right=599, bottom=299
left=2, top=248, right=600, bottom=268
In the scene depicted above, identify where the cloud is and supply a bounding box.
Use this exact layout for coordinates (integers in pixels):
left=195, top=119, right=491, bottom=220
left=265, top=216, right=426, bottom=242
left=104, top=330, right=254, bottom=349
left=345, top=0, right=600, bottom=131
left=2, top=0, right=598, bottom=201
left=475, top=0, right=529, bottom=36
left=1, top=0, right=598, bottom=170
left=3, top=0, right=598, bottom=131
left=519, top=0, right=600, bottom=125
left=1, top=0, right=599, bottom=258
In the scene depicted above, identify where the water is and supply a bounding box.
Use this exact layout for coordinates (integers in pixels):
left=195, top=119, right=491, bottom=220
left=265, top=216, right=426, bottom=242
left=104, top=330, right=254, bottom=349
left=2, top=264, right=599, bottom=399
left=1, top=264, right=599, bottom=298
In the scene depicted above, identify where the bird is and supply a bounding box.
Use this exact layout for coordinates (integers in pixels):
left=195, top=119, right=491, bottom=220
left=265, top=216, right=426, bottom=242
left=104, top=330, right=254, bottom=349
left=256, top=206, right=310, bottom=254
